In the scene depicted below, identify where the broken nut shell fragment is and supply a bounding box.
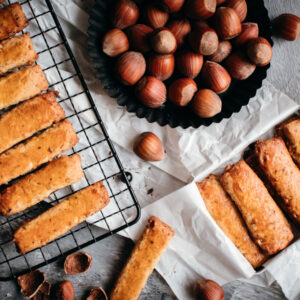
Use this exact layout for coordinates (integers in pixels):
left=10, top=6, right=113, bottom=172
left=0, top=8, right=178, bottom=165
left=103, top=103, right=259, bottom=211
left=64, top=251, right=93, bottom=275
left=86, top=287, right=108, bottom=300
left=18, top=270, right=46, bottom=299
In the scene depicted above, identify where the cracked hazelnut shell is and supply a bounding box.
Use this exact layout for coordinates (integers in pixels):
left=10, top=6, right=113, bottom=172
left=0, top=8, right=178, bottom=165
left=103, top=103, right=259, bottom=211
left=86, top=287, right=108, bottom=300
left=55, top=280, right=74, bottom=300
left=18, top=270, right=46, bottom=299
left=64, top=251, right=92, bottom=275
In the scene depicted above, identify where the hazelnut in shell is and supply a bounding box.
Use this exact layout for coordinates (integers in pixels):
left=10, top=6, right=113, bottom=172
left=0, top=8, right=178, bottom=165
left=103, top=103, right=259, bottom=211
left=135, top=76, right=167, bottom=108
left=64, top=252, right=92, bottom=275
left=168, top=78, right=198, bottom=106
left=161, top=0, right=185, bottom=13
left=207, top=41, right=232, bottom=63
left=234, top=22, right=259, bottom=47
left=273, top=14, right=300, bottom=41
left=201, top=61, right=231, bottom=94
left=111, top=0, right=139, bottom=29
left=167, top=19, right=191, bottom=48
left=192, top=20, right=210, bottom=30
left=134, top=132, right=165, bottom=161
left=185, top=0, right=217, bottom=20
left=18, top=270, right=46, bottom=299
left=147, top=53, right=175, bottom=81
left=225, top=51, right=256, bottom=80
left=150, top=28, right=177, bottom=54
left=176, top=51, right=203, bottom=78
left=115, top=51, right=146, bottom=85
left=86, top=287, right=108, bottom=300
left=189, top=28, right=219, bottom=56
left=194, top=279, right=225, bottom=300
left=55, top=280, right=74, bottom=300
left=143, top=3, right=169, bottom=29
left=102, top=29, right=129, bottom=57
left=192, top=89, right=222, bottom=118
left=217, top=0, right=227, bottom=5
left=126, top=24, right=153, bottom=53
left=246, top=37, right=272, bottom=66
left=226, top=0, right=247, bottom=22
left=213, top=7, right=242, bottom=40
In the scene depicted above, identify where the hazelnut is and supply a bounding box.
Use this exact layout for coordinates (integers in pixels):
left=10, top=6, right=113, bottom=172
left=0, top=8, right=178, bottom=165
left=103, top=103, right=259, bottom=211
left=217, top=0, right=227, bottom=5
left=246, top=37, right=272, bottom=66
left=166, top=19, right=191, bottom=48
left=126, top=24, right=153, bottom=53
left=111, top=0, right=139, bottom=29
left=194, top=279, right=224, bottom=300
left=143, top=3, right=169, bottom=29
left=185, top=0, right=216, bottom=20
left=192, top=89, right=222, bottom=118
left=207, top=41, right=232, bottom=63
left=135, top=76, right=167, bottom=108
left=161, top=0, right=185, bottom=13
left=225, top=51, right=256, bottom=80
left=226, top=0, right=247, bottom=22
left=234, top=22, right=259, bottom=47
left=273, top=14, right=300, bottom=41
left=189, top=28, right=219, bottom=56
left=64, top=252, right=92, bottom=275
left=147, top=53, right=175, bottom=81
left=134, top=132, right=165, bottom=161
left=213, top=7, right=242, bottom=40
left=18, top=270, right=46, bottom=299
left=86, top=287, right=108, bottom=300
left=55, top=280, right=74, bottom=300
left=168, top=78, right=198, bottom=106
left=102, top=29, right=129, bottom=57
left=115, top=51, right=146, bottom=85
left=192, top=20, right=210, bottom=30
left=150, top=28, right=177, bottom=54
left=176, top=51, right=203, bottom=78
left=201, top=61, right=231, bottom=94
left=39, top=281, right=51, bottom=296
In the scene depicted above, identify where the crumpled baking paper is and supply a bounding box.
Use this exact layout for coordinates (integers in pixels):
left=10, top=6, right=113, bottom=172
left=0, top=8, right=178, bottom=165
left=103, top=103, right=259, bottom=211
left=35, top=1, right=300, bottom=299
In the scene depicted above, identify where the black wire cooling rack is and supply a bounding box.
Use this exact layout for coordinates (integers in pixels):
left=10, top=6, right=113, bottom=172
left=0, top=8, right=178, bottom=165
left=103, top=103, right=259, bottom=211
left=0, top=0, right=140, bottom=280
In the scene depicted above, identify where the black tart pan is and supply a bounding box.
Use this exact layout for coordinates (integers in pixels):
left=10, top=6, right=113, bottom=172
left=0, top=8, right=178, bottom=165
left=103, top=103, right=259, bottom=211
left=88, top=0, right=273, bottom=129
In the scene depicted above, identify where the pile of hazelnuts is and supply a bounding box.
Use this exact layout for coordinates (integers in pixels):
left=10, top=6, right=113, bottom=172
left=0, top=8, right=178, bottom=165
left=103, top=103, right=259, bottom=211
left=102, top=0, right=273, bottom=119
